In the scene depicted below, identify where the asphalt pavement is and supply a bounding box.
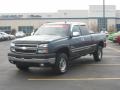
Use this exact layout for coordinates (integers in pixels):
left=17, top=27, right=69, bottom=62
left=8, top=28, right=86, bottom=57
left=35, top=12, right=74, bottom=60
left=0, top=40, right=120, bottom=90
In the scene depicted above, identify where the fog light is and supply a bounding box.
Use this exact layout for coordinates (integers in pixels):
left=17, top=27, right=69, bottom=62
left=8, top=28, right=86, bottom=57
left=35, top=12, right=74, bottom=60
left=37, top=49, right=48, bottom=53
left=10, top=47, right=15, bottom=52
left=40, top=64, right=44, bottom=67
left=9, top=60, right=14, bottom=64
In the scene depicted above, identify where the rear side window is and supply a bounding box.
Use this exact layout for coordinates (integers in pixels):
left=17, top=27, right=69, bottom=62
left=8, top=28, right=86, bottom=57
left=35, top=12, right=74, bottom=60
left=80, top=26, right=89, bottom=35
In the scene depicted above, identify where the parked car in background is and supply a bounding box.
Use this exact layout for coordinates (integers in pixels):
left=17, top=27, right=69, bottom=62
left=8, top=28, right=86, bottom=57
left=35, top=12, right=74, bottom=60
left=0, top=33, right=4, bottom=41
left=100, top=31, right=109, bottom=37
left=0, top=32, right=15, bottom=40
left=108, top=31, right=120, bottom=42
left=0, top=32, right=9, bottom=40
left=112, top=31, right=120, bottom=43
left=15, top=31, right=25, bottom=38
left=116, top=36, right=120, bottom=45
left=9, top=34, right=15, bottom=40
left=108, top=33, right=115, bottom=41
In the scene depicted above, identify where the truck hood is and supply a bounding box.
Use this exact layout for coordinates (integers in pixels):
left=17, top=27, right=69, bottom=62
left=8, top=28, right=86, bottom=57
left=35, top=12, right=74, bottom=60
left=14, top=35, right=63, bottom=43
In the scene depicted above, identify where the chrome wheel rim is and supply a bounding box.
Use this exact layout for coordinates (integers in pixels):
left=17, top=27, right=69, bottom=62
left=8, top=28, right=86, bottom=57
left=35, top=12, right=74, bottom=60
left=59, top=58, right=67, bottom=72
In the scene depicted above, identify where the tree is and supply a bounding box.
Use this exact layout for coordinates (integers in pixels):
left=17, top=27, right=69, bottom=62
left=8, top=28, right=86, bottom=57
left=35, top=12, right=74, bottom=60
left=89, top=22, right=98, bottom=33
left=11, top=29, right=16, bottom=35
left=108, top=25, right=115, bottom=34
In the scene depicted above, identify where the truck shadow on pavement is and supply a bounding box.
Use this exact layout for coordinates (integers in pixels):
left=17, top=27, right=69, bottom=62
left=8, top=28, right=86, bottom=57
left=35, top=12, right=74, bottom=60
left=14, top=57, right=101, bottom=78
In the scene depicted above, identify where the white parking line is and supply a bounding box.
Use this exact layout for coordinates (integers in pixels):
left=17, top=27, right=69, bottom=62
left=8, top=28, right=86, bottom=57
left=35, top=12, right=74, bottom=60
left=28, top=78, right=120, bottom=81
left=80, top=64, right=120, bottom=66
left=84, top=55, right=120, bottom=58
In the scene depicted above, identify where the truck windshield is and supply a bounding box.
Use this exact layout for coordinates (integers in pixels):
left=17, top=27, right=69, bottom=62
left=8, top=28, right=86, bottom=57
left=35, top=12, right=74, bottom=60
left=34, top=24, right=70, bottom=36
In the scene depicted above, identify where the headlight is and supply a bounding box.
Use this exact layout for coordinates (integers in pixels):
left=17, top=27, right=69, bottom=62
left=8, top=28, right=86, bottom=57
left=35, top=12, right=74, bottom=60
left=37, top=44, right=48, bottom=53
left=10, top=42, right=15, bottom=52
left=38, top=44, right=48, bottom=48
left=10, top=42, right=15, bottom=47
left=10, top=47, right=15, bottom=52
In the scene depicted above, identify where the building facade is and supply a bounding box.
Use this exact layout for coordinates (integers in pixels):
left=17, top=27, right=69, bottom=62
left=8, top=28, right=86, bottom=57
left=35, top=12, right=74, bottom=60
left=0, top=5, right=120, bottom=35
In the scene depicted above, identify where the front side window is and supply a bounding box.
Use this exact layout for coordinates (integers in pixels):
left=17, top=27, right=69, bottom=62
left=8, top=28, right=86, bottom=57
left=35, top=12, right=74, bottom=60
left=72, top=25, right=81, bottom=36
left=34, top=24, right=70, bottom=36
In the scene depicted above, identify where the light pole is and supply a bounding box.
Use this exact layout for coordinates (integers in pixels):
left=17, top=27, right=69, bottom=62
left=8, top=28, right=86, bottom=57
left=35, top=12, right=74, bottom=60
left=103, top=0, right=106, bottom=31
left=64, top=12, right=67, bottom=23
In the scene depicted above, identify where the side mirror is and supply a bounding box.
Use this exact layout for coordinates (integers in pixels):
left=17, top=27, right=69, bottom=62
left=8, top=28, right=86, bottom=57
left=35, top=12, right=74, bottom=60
left=72, top=32, right=80, bottom=37
left=31, top=32, right=34, bottom=36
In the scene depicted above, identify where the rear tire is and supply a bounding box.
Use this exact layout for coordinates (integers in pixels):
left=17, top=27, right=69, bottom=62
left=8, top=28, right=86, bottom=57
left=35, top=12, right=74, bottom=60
left=93, top=46, right=103, bottom=62
left=16, top=64, right=29, bottom=71
left=52, top=53, right=68, bottom=74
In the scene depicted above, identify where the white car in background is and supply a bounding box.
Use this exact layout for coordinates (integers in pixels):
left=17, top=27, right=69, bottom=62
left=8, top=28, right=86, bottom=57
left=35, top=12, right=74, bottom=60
left=9, top=34, right=15, bottom=40
left=0, top=32, right=15, bottom=40
left=15, top=31, right=26, bottom=38
left=100, top=31, right=109, bottom=37
left=0, top=32, right=9, bottom=40
left=0, top=33, right=4, bottom=41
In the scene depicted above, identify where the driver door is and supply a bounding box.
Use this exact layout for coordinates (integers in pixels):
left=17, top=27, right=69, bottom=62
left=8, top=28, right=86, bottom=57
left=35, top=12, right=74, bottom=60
left=70, top=25, right=82, bottom=58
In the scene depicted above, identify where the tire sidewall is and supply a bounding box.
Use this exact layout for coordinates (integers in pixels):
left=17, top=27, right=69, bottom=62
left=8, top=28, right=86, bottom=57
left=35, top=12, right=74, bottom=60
left=54, top=53, right=68, bottom=74
left=93, top=46, right=103, bottom=61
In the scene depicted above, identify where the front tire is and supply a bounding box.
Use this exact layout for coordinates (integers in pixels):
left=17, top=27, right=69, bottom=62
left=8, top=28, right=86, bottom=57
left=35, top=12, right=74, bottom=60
left=93, top=46, right=103, bottom=62
left=52, top=53, right=68, bottom=74
left=16, top=64, right=29, bottom=71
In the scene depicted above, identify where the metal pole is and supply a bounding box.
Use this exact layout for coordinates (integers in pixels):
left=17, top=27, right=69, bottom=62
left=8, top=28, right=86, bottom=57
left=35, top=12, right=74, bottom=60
left=103, top=0, right=106, bottom=31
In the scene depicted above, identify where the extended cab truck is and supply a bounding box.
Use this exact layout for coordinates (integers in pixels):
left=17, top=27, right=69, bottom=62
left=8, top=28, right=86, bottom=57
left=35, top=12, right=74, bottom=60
left=8, top=22, right=106, bottom=74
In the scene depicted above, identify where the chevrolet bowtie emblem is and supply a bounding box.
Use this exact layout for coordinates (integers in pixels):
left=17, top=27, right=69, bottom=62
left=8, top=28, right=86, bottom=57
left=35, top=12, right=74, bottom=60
left=21, top=47, right=27, bottom=50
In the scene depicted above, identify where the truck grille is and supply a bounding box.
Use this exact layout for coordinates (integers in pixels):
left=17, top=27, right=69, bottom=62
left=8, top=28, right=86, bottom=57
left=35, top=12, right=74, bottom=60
left=15, top=49, right=36, bottom=53
left=14, top=44, right=37, bottom=54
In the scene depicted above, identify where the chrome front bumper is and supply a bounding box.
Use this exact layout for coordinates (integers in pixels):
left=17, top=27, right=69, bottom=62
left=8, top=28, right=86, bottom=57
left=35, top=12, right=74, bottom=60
left=8, top=56, right=55, bottom=64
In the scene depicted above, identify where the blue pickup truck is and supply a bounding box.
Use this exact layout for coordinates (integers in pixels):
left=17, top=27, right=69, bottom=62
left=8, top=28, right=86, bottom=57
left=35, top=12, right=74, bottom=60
left=8, top=22, right=106, bottom=74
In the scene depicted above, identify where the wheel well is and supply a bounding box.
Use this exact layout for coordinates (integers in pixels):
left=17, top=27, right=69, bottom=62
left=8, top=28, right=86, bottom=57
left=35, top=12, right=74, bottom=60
left=56, top=47, right=70, bottom=57
left=98, top=41, right=104, bottom=47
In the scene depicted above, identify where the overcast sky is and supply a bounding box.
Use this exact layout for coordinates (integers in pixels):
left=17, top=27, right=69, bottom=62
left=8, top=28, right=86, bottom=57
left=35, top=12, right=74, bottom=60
left=0, top=0, right=120, bottom=13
